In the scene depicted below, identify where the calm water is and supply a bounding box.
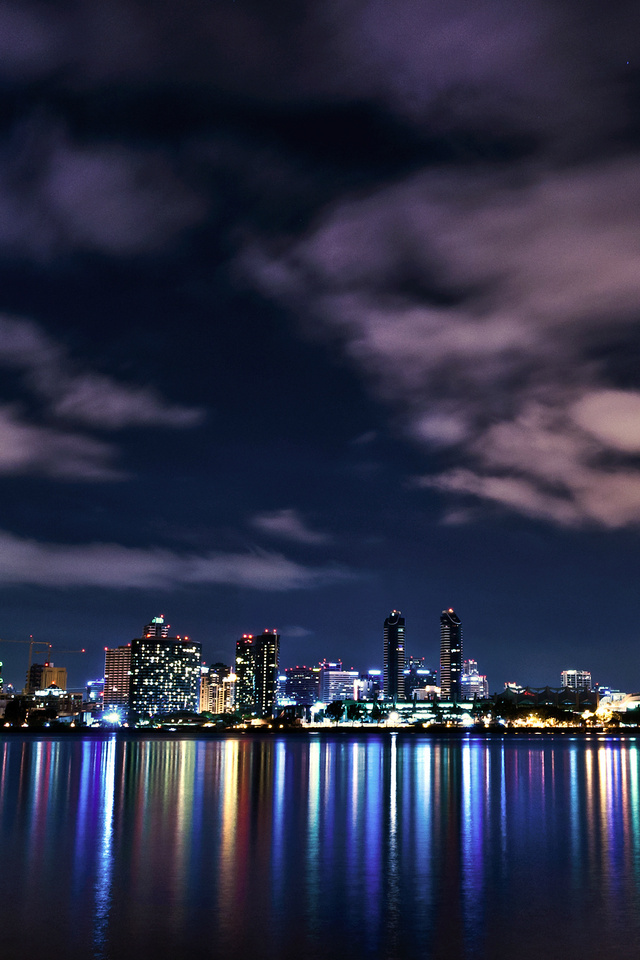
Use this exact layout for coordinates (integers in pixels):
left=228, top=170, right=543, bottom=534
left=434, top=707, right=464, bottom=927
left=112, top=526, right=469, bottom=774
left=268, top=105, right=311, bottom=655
left=1, top=733, right=639, bottom=960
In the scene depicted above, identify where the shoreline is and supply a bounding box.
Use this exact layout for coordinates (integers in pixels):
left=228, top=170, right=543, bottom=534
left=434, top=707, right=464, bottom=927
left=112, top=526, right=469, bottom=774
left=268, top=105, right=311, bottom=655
left=1, top=725, right=638, bottom=741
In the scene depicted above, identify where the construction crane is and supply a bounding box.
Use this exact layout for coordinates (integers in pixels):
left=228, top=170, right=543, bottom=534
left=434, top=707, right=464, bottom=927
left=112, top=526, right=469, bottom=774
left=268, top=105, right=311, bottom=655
left=0, top=638, right=85, bottom=693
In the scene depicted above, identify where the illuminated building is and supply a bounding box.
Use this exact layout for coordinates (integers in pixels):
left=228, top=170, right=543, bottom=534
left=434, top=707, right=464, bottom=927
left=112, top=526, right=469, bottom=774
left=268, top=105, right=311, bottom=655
left=461, top=659, right=489, bottom=699
left=199, top=667, right=213, bottom=712
left=561, top=669, right=591, bottom=691
left=129, top=617, right=201, bottom=717
left=104, top=645, right=132, bottom=713
left=404, top=656, right=437, bottom=700
left=27, top=662, right=67, bottom=693
left=440, top=608, right=463, bottom=701
left=383, top=611, right=405, bottom=703
left=284, top=666, right=321, bottom=705
left=41, top=664, right=67, bottom=690
left=319, top=660, right=358, bottom=702
left=86, top=679, right=104, bottom=703
left=356, top=670, right=383, bottom=701
left=204, top=662, right=235, bottom=713
left=235, top=630, right=280, bottom=718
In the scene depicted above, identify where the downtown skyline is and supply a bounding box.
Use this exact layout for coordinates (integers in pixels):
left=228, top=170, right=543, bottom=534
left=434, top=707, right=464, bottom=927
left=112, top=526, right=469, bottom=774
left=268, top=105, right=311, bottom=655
left=0, top=1, right=639, bottom=693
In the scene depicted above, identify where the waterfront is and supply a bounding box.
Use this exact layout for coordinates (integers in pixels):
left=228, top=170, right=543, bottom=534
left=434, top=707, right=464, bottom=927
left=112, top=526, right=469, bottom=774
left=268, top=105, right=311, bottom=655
left=1, top=734, right=639, bottom=960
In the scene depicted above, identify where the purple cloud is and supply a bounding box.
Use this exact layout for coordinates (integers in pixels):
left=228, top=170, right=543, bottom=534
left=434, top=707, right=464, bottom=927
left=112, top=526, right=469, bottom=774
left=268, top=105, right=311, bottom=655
left=246, top=155, right=640, bottom=527
left=0, top=314, right=203, bottom=431
left=251, top=508, right=333, bottom=545
left=0, top=405, right=121, bottom=480
left=0, top=530, right=352, bottom=590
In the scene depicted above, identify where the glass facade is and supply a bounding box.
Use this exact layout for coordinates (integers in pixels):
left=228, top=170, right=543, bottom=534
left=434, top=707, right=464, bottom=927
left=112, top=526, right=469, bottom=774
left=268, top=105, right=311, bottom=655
left=129, top=636, right=202, bottom=717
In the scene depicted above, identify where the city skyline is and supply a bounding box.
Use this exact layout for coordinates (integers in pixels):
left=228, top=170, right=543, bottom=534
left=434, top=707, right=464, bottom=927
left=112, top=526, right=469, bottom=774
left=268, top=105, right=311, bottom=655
left=0, top=1, right=640, bottom=695
left=0, top=605, right=612, bottom=701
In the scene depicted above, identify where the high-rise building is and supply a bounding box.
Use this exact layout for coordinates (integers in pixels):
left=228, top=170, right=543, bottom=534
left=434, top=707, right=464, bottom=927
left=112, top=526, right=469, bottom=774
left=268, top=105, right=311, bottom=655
left=319, top=660, right=359, bottom=702
left=356, top=670, right=383, bottom=701
left=41, top=664, right=67, bottom=690
left=284, top=666, right=321, bottom=705
left=207, top=662, right=234, bottom=713
left=440, top=608, right=463, bottom=701
left=26, top=662, right=45, bottom=694
left=129, top=618, right=201, bottom=718
left=404, top=656, right=438, bottom=700
left=383, top=611, right=405, bottom=703
left=461, top=659, right=489, bottom=699
left=234, top=631, right=280, bottom=718
left=143, top=616, right=170, bottom=638
left=27, top=662, right=67, bottom=693
left=104, top=645, right=132, bottom=713
left=561, top=669, right=591, bottom=691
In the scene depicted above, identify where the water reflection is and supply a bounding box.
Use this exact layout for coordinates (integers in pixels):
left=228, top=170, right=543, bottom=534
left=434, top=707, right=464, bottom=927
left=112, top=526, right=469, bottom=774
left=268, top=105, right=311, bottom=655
left=1, top=735, right=640, bottom=959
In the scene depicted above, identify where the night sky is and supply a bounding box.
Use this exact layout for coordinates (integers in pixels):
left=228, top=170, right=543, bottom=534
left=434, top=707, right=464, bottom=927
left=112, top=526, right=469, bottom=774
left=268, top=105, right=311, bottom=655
left=1, top=0, right=639, bottom=693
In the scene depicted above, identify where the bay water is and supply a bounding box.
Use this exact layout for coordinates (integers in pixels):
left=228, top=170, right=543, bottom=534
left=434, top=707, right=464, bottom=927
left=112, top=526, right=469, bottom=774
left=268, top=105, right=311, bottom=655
left=1, top=732, right=639, bottom=960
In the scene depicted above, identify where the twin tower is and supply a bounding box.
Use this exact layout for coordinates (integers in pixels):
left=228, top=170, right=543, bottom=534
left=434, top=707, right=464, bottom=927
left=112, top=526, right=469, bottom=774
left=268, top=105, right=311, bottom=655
left=383, top=608, right=463, bottom=704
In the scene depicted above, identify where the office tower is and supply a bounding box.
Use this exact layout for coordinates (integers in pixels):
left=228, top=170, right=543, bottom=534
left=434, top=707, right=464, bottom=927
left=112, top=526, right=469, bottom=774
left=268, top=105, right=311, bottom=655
left=561, top=669, right=592, bottom=691
left=383, top=610, right=406, bottom=703
left=356, top=670, right=383, bottom=701
left=285, top=666, right=321, bottom=705
left=26, top=661, right=67, bottom=693
left=461, top=659, right=489, bottom=699
left=208, top=662, right=234, bottom=713
left=41, top=664, right=67, bottom=690
left=404, top=656, right=438, bottom=700
left=143, top=616, right=169, bottom=638
left=319, top=660, right=359, bottom=702
left=26, top=662, right=45, bottom=694
left=86, top=679, right=104, bottom=703
left=104, top=645, right=132, bottom=713
left=440, top=608, right=463, bottom=701
left=129, top=619, right=202, bottom=718
left=234, top=631, right=280, bottom=718
left=199, top=667, right=213, bottom=713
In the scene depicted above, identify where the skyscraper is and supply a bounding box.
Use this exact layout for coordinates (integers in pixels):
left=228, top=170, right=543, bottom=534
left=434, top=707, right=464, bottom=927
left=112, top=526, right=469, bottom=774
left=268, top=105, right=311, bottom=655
left=318, top=660, right=358, bottom=702
left=104, top=644, right=132, bottom=713
left=461, top=659, right=489, bottom=699
left=129, top=617, right=201, bottom=718
left=285, top=666, right=321, bottom=705
left=440, top=608, right=463, bottom=701
left=234, top=630, right=280, bottom=718
left=561, top=669, right=591, bottom=691
left=383, top=610, right=405, bottom=703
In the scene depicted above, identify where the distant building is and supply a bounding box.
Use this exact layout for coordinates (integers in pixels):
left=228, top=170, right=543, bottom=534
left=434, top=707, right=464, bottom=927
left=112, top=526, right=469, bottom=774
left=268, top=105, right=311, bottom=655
left=356, top=670, right=383, bottom=701
left=461, top=659, right=489, bottom=699
left=235, top=631, right=280, bottom=718
left=284, top=666, right=321, bottom=705
left=26, top=663, right=45, bottom=695
left=86, top=679, right=104, bottom=704
left=404, top=656, right=437, bottom=701
left=205, top=662, right=234, bottom=713
left=561, top=669, right=591, bottom=691
left=383, top=611, right=406, bottom=703
left=27, top=662, right=67, bottom=693
left=104, top=645, right=132, bottom=713
left=319, top=660, right=358, bottom=702
left=129, top=617, right=201, bottom=718
left=440, top=608, right=463, bottom=701
left=199, top=666, right=213, bottom=713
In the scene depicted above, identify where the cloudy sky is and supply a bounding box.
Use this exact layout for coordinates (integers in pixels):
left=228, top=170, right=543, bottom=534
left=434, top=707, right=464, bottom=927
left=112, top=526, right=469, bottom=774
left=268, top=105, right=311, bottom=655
left=1, top=0, right=639, bottom=692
